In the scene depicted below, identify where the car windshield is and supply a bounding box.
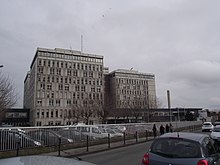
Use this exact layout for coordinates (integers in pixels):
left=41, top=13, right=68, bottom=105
left=203, top=123, right=212, bottom=126
left=213, top=127, right=220, bottom=132
left=151, top=138, right=201, bottom=158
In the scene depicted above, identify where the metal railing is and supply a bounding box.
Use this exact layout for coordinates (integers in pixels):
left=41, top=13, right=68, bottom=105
left=0, top=121, right=202, bottom=157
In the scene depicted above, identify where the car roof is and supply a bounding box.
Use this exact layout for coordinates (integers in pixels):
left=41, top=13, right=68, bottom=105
left=203, top=122, right=212, bottom=124
left=159, top=132, right=209, bottom=143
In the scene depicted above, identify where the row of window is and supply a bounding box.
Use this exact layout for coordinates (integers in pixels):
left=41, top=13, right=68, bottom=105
left=38, top=66, right=103, bottom=78
left=38, top=83, right=102, bottom=93
left=116, top=78, right=151, bottom=85
left=119, top=84, right=148, bottom=90
left=37, top=76, right=103, bottom=86
left=36, top=120, right=88, bottom=126
left=36, top=121, right=62, bottom=126
left=38, top=51, right=103, bottom=63
left=37, top=91, right=103, bottom=100
left=38, top=58, right=103, bottom=71
left=36, top=94, right=103, bottom=106
left=116, top=100, right=149, bottom=108
left=36, top=108, right=99, bottom=119
left=117, top=89, right=147, bottom=96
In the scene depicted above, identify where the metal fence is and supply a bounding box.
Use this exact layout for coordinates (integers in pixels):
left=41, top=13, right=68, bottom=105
left=0, top=121, right=202, bottom=153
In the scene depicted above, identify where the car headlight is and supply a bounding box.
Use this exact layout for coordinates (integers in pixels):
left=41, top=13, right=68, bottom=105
left=34, top=141, right=41, bottom=146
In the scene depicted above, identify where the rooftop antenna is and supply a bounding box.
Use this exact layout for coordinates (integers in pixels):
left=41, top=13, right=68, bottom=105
left=81, top=35, right=83, bottom=54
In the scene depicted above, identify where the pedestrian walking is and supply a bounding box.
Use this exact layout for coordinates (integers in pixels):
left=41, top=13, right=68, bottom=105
left=170, top=123, right=173, bottom=133
left=152, top=124, right=157, bottom=138
left=160, top=124, right=165, bottom=135
left=165, top=124, right=170, bottom=133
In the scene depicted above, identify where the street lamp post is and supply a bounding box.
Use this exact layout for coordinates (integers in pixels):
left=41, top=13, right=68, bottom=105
left=167, top=90, right=172, bottom=122
left=0, top=65, right=3, bottom=68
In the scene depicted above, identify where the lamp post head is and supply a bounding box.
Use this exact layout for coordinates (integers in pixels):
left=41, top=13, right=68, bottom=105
left=0, top=65, right=3, bottom=68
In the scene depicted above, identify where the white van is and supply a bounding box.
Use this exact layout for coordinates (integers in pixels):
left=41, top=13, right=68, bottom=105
left=76, top=125, right=108, bottom=139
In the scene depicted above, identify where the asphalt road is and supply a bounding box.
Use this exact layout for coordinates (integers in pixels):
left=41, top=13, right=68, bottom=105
left=79, top=130, right=209, bottom=165
left=80, top=141, right=152, bottom=165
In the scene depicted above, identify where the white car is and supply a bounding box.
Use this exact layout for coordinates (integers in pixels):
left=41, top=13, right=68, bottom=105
left=211, top=125, right=220, bottom=141
left=202, top=122, right=214, bottom=132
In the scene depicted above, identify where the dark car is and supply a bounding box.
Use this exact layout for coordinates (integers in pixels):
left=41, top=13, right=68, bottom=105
left=141, top=132, right=220, bottom=165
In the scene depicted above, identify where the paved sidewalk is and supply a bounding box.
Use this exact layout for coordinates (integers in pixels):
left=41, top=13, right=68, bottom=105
left=42, top=136, right=154, bottom=158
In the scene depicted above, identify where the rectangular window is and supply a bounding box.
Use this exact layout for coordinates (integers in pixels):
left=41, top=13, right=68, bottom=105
left=41, top=111, right=44, bottom=118
left=46, top=111, right=49, bottom=118
left=36, top=122, right=42, bottom=126
left=56, top=99, right=60, bottom=106
left=47, top=84, right=52, bottom=90
left=55, top=110, right=58, bottom=118
left=91, top=87, right=95, bottom=92
left=51, top=111, right=53, bottom=118
left=36, top=111, right=40, bottom=118
left=65, top=85, right=69, bottom=91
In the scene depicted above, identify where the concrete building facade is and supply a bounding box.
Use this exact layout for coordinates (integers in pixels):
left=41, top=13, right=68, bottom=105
left=24, top=48, right=104, bottom=126
left=105, top=69, right=156, bottom=114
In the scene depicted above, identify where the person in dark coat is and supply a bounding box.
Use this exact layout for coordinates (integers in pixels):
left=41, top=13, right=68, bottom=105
left=170, top=123, right=173, bottom=132
left=152, top=124, right=157, bottom=138
left=160, top=124, right=165, bottom=135
left=165, top=124, right=170, bottom=133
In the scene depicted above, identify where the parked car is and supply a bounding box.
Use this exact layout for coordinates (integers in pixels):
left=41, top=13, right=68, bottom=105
left=27, top=129, right=73, bottom=146
left=0, top=129, right=41, bottom=151
left=211, top=125, right=220, bottom=142
left=76, top=125, right=109, bottom=139
left=141, top=132, right=220, bottom=165
left=102, top=128, right=123, bottom=138
left=0, top=155, right=96, bottom=165
left=202, top=122, right=214, bottom=132
left=214, top=122, right=220, bottom=126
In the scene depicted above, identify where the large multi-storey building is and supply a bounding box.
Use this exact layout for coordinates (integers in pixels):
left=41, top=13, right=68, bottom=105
left=24, top=48, right=104, bottom=126
left=104, top=69, right=156, bottom=119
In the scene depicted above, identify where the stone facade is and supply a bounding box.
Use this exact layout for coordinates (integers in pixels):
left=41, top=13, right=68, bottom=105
left=24, top=48, right=104, bottom=126
left=105, top=69, right=156, bottom=114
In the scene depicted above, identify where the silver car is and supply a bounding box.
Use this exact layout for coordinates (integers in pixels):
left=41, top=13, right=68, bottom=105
left=141, top=132, right=220, bottom=165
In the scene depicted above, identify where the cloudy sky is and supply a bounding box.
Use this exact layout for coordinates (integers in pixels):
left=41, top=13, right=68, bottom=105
left=1, top=0, right=220, bottom=110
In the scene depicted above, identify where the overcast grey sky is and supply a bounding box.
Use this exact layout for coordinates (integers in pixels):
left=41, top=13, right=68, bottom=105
left=1, top=0, right=220, bottom=110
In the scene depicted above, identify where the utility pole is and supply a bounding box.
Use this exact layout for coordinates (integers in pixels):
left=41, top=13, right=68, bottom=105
left=81, top=35, right=83, bottom=54
left=167, top=90, right=172, bottom=122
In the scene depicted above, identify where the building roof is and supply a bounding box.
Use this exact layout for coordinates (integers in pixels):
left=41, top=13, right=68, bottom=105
left=30, top=47, right=103, bottom=69
left=108, top=69, right=155, bottom=79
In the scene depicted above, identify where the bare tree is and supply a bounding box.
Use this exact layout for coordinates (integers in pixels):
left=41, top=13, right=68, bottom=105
left=129, top=97, right=143, bottom=122
left=147, top=95, right=157, bottom=109
left=94, top=100, right=107, bottom=124
left=70, top=104, right=83, bottom=124
left=83, top=100, right=94, bottom=125
left=0, top=72, right=17, bottom=123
